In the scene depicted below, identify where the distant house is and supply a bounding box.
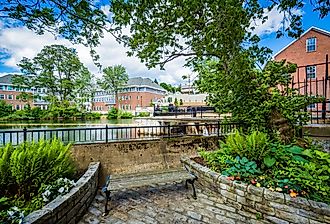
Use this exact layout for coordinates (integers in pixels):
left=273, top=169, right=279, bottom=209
left=0, top=74, right=48, bottom=110
left=91, top=90, right=116, bottom=113
left=118, top=77, right=166, bottom=111
left=274, top=26, right=330, bottom=110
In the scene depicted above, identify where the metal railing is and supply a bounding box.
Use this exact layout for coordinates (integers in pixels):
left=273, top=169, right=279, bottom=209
left=0, top=122, right=243, bottom=146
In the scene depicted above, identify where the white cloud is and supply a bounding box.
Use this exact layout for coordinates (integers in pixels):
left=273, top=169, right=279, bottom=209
left=0, top=26, right=189, bottom=85
left=251, top=7, right=304, bottom=36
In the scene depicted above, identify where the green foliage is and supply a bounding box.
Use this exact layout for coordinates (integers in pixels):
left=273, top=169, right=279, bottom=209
left=160, top=83, right=180, bottom=93
left=197, top=60, right=322, bottom=134
left=1, top=0, right=109, bottom=67
left=136, top=112, right=150, bottom=117
left=0, top=139, right=75, bottom=200
left=98, top=65, right=129, bottom=109
left=107, top=107, right=133, bottom=119
left=15, top=45, right=93, bottom=106
left=119, top=111, right=133, bottom=119
left=220, top=130, right=270, bottom=163
left=223, top=157, right=261, bottom=179
left=107, top=107, right=119, bottom=119
left=200, top=130, right=330, bottom=203
left=0, top=100, right=13, bottom=118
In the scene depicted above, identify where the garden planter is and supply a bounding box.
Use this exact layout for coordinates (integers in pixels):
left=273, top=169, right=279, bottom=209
left=23, top=162, right=100, bottom=224
left=181, top=156, right=330, bottom=224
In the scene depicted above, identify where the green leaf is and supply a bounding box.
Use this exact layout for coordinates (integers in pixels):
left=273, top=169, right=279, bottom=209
left=264, top=155, right=276, bottom=167
left=292, top=155, right=308, bottom=163
left=286, top=146, right=303, bottom=155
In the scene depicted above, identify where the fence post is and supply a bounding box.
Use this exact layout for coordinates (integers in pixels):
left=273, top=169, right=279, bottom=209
left=105, top=125, right=108, bottom=143
left=23, top=127, right=27, bottom=142
left=168, top=124, right=171, bottom=138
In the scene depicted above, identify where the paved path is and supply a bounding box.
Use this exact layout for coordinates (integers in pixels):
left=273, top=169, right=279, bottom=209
left=79, top=181, right=233, bottom=224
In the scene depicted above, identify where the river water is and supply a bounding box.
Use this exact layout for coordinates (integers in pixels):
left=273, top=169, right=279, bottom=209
left=0, top=118, right=139, bottom=131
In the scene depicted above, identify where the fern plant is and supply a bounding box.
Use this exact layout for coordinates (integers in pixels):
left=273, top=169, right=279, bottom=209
left=0, top=138, right=75, bottom=200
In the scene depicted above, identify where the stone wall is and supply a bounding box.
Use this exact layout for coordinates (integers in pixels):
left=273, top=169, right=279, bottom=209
left=24, top=162, right=100, bottom=224
left=71, top=136, right=220, bottom=185
left=181, top=157, right=330, bottom=224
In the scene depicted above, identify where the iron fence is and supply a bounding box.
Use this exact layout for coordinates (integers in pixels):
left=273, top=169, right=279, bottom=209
left=0, top=122, right=244, bottom=146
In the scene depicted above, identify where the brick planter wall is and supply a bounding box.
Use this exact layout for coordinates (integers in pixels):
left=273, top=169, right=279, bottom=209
left=24, top=162, right=100, bottom=224
left=181, top=157, right=330, bottom=224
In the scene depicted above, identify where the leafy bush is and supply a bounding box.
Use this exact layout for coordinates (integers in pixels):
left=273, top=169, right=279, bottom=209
left=107, top=108, right=133, bottom=119
left=0, top=139, right=76, bottom=223
left=119, top=111, right=133, bottom=119
left=223, top=157, right=261, bottom=179
left=220, top=130, right=270, bottom=163
left=199, top=129, right=330, bottom=203
left=136, top=112, right=150, bottom=117
left=107, top=107, right=118, bottom=119
left=0, top=139, right=75, bottom=200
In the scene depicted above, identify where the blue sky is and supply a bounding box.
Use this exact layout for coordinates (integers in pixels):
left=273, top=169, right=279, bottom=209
left=0, top=2, right=329, bottom=84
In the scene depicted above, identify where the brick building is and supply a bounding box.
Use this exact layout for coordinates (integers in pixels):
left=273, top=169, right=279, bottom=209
left=118, top=77, right=166, bottom=111
left=274, top=27, right=330, bottom=95
left=274, top=26, right=330, bottom=111
left=0, top=74, right=48, bottom=110
left=91, top=90, right=115, bottom=113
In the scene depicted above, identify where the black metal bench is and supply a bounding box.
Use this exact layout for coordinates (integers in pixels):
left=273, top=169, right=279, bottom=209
left=102, top=166, right=198, bottom=214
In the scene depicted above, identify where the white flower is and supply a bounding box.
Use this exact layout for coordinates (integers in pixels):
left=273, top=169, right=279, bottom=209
left=7, top=210, right=14, bottom=217
left=42, top=195, right=49, bottom=202
left=58, top=187, right=65, bottom=194
left=43, top=189, right=51, bottom=197
left=12, top=206, right=19, bottom=211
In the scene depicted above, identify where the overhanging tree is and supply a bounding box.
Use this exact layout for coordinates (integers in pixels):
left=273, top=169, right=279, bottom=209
left=109, top=0, right=327, bottom=138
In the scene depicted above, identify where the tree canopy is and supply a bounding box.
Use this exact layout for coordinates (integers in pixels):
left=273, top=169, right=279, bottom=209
left=98, top=65, right=129, bottom=108
left=14, top=44, right=93, bottom=107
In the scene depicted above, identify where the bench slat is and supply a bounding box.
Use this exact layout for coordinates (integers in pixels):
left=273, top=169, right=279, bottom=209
left=107, top=170, right=194, bottom=191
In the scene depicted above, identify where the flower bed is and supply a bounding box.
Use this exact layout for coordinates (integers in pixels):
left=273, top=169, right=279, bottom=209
left=23, top=162, right=99, bottom=224
left=181, top=156, right=330, bottom=224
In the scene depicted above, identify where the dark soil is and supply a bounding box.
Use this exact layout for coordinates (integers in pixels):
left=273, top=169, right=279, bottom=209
left=191, top=156, right=208, bottom=167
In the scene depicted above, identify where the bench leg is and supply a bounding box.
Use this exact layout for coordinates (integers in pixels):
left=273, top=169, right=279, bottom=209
left=186, top=177, right=198, bottom=199
left=103, top=190, right=111, bottom=215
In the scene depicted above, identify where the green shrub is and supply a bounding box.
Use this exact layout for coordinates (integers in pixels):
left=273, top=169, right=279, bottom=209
left=119, top=111, right=133, bottom=119
left=107, top=107, right=119, bottom=119
left=220, top=130, right=270, bottom=163
left=200, top=129, right=330, bottom=203
left=0, top=139, right=75, bottom=200
left=136, top=112, right=150, bottom=117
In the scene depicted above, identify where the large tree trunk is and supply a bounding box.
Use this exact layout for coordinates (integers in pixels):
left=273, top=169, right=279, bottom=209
left=268, top=109, right=294, bottom=143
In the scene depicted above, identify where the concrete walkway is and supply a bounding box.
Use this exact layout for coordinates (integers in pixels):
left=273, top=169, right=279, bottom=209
left=79, top=181, right=261, bottom=224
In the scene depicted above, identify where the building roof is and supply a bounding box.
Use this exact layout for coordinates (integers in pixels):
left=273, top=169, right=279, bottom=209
left=127, top=77, right=166, bottom=91
left=273, top=26, right=330, bottom=58
left=0, top=74, right=14, bottom=84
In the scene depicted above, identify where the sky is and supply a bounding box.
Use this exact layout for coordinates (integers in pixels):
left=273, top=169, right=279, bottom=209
left=0, top=3, right=329, bottom=85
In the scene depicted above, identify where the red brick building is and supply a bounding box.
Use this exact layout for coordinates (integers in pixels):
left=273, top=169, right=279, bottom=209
left=0, top=74, right=48, bottom=110
left=118, top=77, right=166, bottom=111
left=274, top=27, right=330, bottom=111
left=91, top=77, right=166, bottom=114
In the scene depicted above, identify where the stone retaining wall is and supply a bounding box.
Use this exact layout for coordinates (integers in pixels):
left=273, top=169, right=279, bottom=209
left=24, top=162, right=100, bottom=224
left=71, top=136, right=220, bottom=185
left=181, top=157, right=330, bottom=224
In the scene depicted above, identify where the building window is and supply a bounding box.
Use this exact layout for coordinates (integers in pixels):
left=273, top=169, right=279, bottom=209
left=16, top=105, right=20, bottom=110
left=0, top=94, right=4, bottom=99
left=307, top=103, right=316, bottom=109
left=306, top=66, right=316, bottom=79
left=7, top=86, right=13, bottom=91
left=306, top=37, right=316, bottom=52
left=137, top=96, right=139, bottom=100
left=7, top=95, right=13, bottom=100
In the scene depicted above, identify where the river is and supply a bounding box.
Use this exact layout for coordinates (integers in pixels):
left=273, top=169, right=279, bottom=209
left=0, top=118, right=158, bottom=131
